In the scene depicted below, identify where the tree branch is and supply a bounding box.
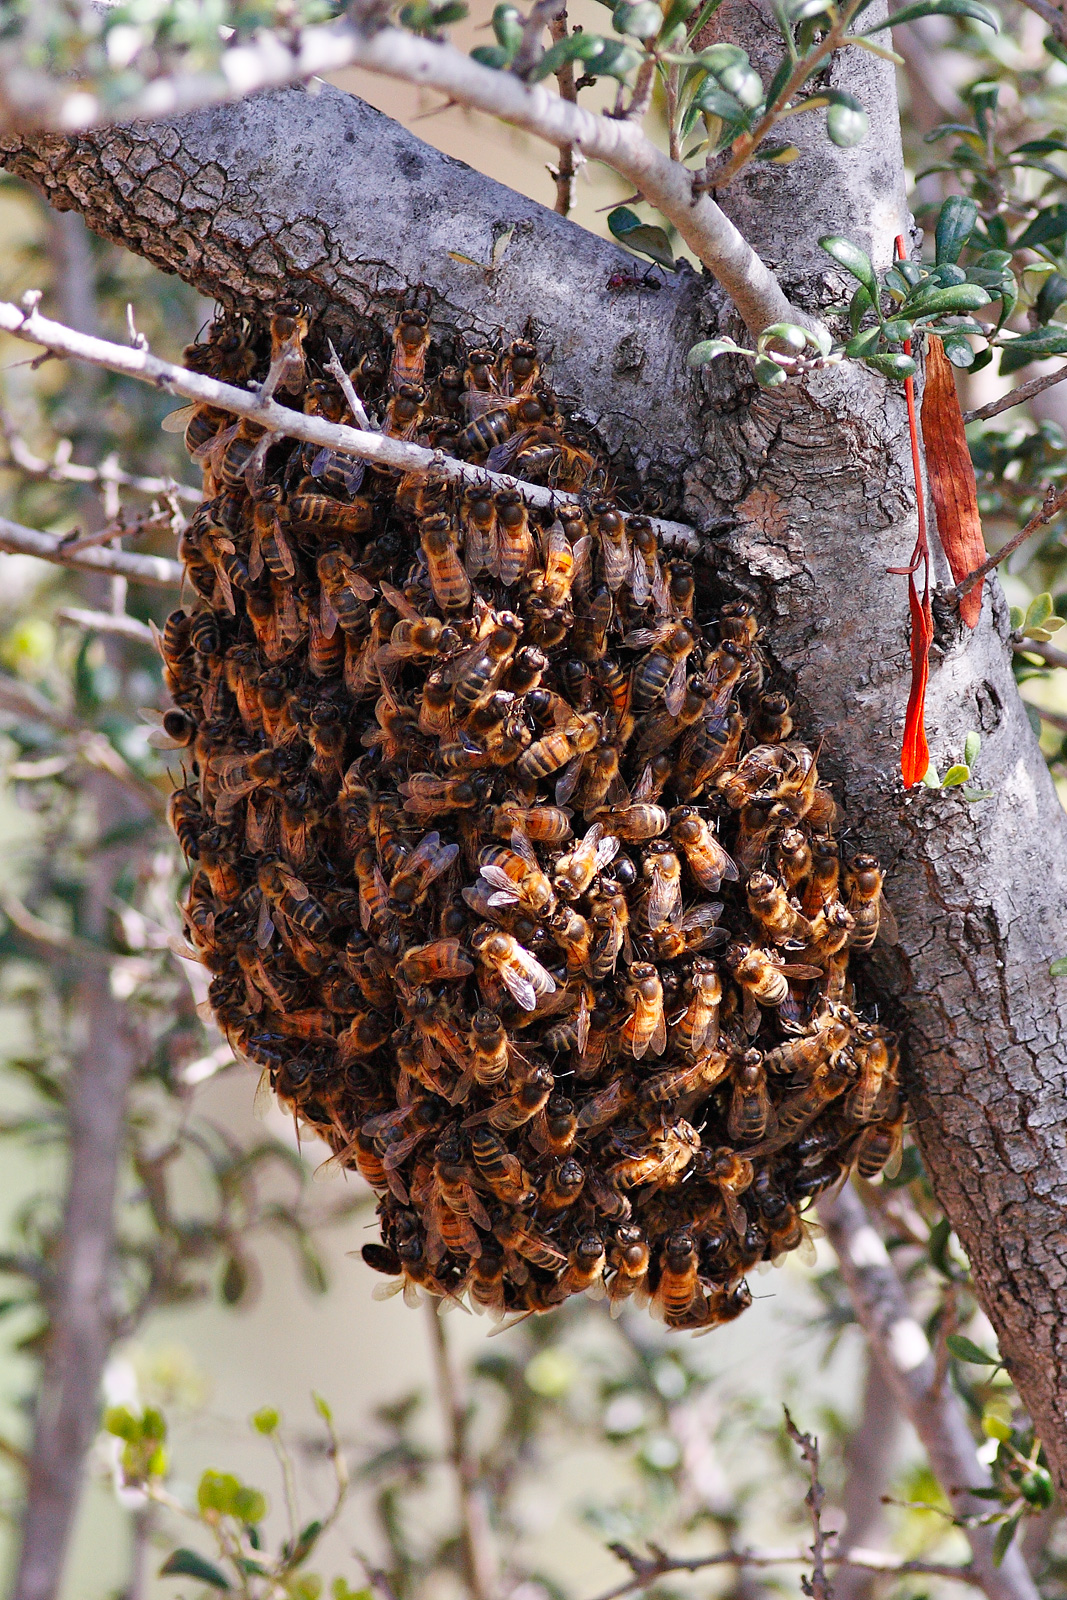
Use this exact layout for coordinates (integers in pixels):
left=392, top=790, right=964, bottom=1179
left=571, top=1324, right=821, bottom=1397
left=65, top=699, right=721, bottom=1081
left=963, top=365, right=1067, bottom=424
left=329, top=28, right=805, bottom=335
left=819, top=1184, right=1039, bottom=1600
left=585, top=1543, right=986, bottom=1600
left=425, top=1304, right=498, bottom=1600
left=0, top=513, right=183, bottom=586
left=0, top=295, right=704, bottom=551
left=0, top=409, right=200, bottom=504
left=950, top=484, right=1067, bottom=603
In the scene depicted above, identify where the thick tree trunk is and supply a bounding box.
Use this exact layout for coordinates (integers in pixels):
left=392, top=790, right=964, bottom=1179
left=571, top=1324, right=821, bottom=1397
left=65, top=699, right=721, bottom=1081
left=4, top=57, right=1067, bottom=1492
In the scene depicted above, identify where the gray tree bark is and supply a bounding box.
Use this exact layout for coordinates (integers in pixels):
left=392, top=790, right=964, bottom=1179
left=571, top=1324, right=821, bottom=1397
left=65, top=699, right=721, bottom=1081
left=4, top=12, right=1067, bottom=1511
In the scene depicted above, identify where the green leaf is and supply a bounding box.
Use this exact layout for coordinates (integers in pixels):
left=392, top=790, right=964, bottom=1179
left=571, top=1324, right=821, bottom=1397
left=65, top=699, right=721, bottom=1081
left=1049, top=956, right=1067, bottom=977
left=1014, top=204, right=1067, bottom=252
left=1009, top=605, right=1025, bottom=630
left=759, top=322, right=810, bottom=353
left=612, top=0, right=663, bottom=36
left=252, top=1407, right=280, bottom=1435
left=530, top=31, right=609, bottom=78
left=607, top=208, right=676, bottom=269
left=903, top=283, right=991, bottom=318
left=1036, top=272, right=1067, bottom=324
left=491, top=3, right=523, bottom=50
left=946, top=1332, right=999, bottom=1364
left=660, top=0, right=701, bottom=33
left=936, top=195, right=978, bottom=263
left=826, top=92, right=869, bottom=147
left=922, top=761, right=942, bottom=788
left=1024, top=592, right=1054, bottom=631
left=691, top=80, right=747, bottom=121
left=313, top=1392, right=334, bottom=1423
left=881, top=317, right=914, bottom=341
left=103, top=1406, right=141, bottom=1443
left=1000, top=329, right=1067, bottom=374
left=846, top=326, right=883, bottom=357
left=964, top=730, right=981, bottom=767
left=849, top=283, right=873, bottom=335
left=754, top=143, right=800, bottom=162
left=941, top=763, right=971, bottom=787
left=198, top=1470, right=242, bottom=1516
left=590, top=39, right=643, bottom=77
left=943, top=336, right=976, bottom=367
left=687, top=338, right=744, bottom=365
left=716, top=61, right=765, bottom=107
left=819, top=235, right=878, bottom=298
left=754, top=357, right=788, bottom=386
left=963, top=787, right=995, bottom=801
left=864, top=0, right=997, bottom=27
left=1020, top=1466, right=1055, bottom=1507
left=864, top=352, right=918, bottom=378
left=993, top=1513, right=1023, bottom=1566
left=470, top=44, right=510, bottom=67
left=159, top=1550, right=232, bottom=1589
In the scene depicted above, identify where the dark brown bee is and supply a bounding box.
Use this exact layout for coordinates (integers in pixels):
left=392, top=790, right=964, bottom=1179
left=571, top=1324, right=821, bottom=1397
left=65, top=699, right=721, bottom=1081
left=168, top=304, right=896, bottom=1335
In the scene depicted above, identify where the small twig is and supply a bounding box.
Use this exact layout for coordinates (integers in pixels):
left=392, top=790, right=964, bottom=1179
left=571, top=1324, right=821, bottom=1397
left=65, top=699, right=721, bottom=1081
left=583, top=1544, right=985, bottom=1600
left=0, top=297, right=703, bottom=552
left=0, top=408, right=200, bottom=503
left=55, top=607, right=156, bottom=644
left=1012, top=637, right=1067, bottom=671
left=59, top=505, right=183, bottom=556
left=0, top=672, right=165, bottom=810
left=784, top=1409, right=834, bottom=1600
left=425, top=1303, right=498, bottom=1600
left=325, top=341, right=372, bottom=430
left=0, top=513, right=183, bottom=586
left=951, top=483, right=1067, bottom=602
left=624, top=57, right=658, bottom=123
left=511, top=0, right=566, bottom=78
left=549, top=10, right=580, bottom=217
left=0, top=890, right=137, bottom=968
left=963, top=364, right=1067, bottom=424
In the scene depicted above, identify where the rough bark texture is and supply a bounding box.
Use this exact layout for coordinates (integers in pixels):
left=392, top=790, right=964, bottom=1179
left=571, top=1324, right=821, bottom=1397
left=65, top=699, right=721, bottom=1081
left=4, top=32, right=1067, bottom=1495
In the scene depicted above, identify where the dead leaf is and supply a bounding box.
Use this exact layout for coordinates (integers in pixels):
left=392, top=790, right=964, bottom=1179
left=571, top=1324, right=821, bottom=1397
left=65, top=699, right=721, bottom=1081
left=921, top=335, right=985, bottom=627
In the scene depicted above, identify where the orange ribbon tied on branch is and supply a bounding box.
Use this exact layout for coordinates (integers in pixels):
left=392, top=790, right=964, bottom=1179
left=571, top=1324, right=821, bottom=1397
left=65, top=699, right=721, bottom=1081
left=921, top=333, right=986, bottom=629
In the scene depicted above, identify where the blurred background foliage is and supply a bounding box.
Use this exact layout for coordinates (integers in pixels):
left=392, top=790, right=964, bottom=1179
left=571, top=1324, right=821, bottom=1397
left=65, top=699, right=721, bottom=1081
left=2, top=1, right=1067, bottom=1596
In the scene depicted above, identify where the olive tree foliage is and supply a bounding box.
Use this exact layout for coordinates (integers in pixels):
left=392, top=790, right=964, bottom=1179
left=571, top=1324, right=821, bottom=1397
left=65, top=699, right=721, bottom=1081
left=2, top=1, right=1067, bottom=1599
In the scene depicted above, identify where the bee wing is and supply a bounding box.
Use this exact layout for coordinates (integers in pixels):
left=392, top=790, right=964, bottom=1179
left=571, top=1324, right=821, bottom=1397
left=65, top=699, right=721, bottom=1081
left=248, top=521, right=265, bottom=582
left=499, top=965, right=539, bottom=1012
left=362, top=1105, right=411, bottom=1138
left=878, top=898, right=900, bottom=945
left=630, top=554, right=650, bottom=607
left=652, top=561, right=671, bottom=616
left=147, top=728, right=185, bottom=750
left=621, top=625, right=671, bottom=649
left=161, top=403, right=199, bottom=434
left=509, top=828, right=539, bottom=868
left=601, top=532, right=631, bottom=591
left=681, top=904, right=724, bottom=931
left=486, top=426, right=532, bottom=474
left=465, top=1185, right=491, bottom=1231
left=576, top=987, right=590, bottom=1053
left=256, top=895, right=275, bottom=948
left=253, top=1067, right=274, bottom=1119
left=593, top=833, right=620, bottom=873
left=372, top=1277, right=406, bottom=1300
left=442, top=638, right=489, bottom=685
left=349, top=571, right=376, bottom=602
left=647, top=868, right=679, bottom=930
left=664, top=660, right=688, bottom=717
left=555, top=754, right=584, bottom=807
left=632, top=764, right=655, bottom=801
left=722, top=1187, right=749, bottom=1238
left=651, top=1009, right=667, bottom=1057
left=571, top=534, right=593, bottom=585
left=379, top=580, right=423, bottom=622
left=277, top=863, right=310, bottom=902
left=320, top=587, right=339, bottom=639
left=780, top=964, right=823, bottom=980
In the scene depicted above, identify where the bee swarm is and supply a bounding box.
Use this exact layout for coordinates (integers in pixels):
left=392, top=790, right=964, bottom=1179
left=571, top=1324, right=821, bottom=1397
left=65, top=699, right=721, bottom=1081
left=167, top=303, right=901, bottom=1333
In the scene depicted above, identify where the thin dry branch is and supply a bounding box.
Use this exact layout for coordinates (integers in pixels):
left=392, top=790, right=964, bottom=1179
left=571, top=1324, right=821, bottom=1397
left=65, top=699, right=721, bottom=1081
left=784, top=1409, right=834, bottom=1600
left=963, top=365, right=1067, bottom=424
left=0, top=296, right=704, bottom=552
left=1012, top=637, right=1067, bottom=670
left=0, top=671, right=165, bottom=810
left=950, top=484, right=1067, bottom=602
left=425, top=1305, right=498, bottom=1600
left=0, top=410, right=200, bottom=504
left=55, top=607, right=156, bottom=643
left=0, top=513, right=183, bottom=586
left=819, top=1184, right=1039, bottom=1600
left=585, top=1543, right=985, bottom=1600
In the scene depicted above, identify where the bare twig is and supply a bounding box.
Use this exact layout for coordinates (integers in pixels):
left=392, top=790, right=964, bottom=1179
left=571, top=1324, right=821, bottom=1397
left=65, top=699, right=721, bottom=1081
left=511, top=0, right=566, bottom=79
left=0, top=513, right=183, bottom=586
left=963, top=365, right=1067, bottom=424
left=549, top=10, right=580, bottom=217
left=950, top=483, right=1067, bottom=602
left=58, top=506, right=184, bottom=557
left=819, top=1184, right=1040, bottom=1600
left=1012, top=636, right=1067, bottom=670
left=784, top=1410, right=834, bottom=1600
left=0, top=297, right=704, bottom=552
left=585, top=1543, right=985, bottom=1600
left=425, top=1304, right=498, bottom=1600
left=324, top=341, right=372, bottom=430
left=55, top=607, right=156, bottom=643
left=0, top=672, right=165, bottom=810
left=0, top=411, right=200, bottom=504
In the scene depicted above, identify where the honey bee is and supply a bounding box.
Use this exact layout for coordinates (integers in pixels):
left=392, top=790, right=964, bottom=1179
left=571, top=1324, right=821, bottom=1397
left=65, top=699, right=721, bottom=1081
left=802, top=835, right=841, bottom=917
left=641, top=840, right=682, bottom=930
left=553, top=1230, right=606, bottom=1300
left=628, top=517, right=669, bottom=611
left=631, top=679, right=709, bottom=771
left=673, top=706, right=745, bottom=802
left=462, top=486, right=497, bottom=579
left=168, top=784, right=203, bottom=859
left=844, top=853, right=897, bottom=951
left=389, top=831, right=460, bottom=916
left=695, top=1146, right=754, bottom=1237
left=772, top=1060, right=854, bottom=1144
left=752, top=691, right=794, bottom=744
left=450, top=613, right=522, bottom=715
left=266, top=300, right=308, bottom=397
left=621, top=962, right=666, bottom=1059
left=804, top=901, right=856, bottom=965
left=420, top=515, right=473, bottom=614
left=516, top=711, right=601, bottom=789
left=844, top=1028, right=897, bottom=1124
left=723, top=942, right=820, bottom=1035
left=853, top=1097, right=905, bottom=1180
left=728, top=1049, right=775, bottom=1144
left=673, top=956, right=722, bottom=1056
left=639, top=1046, right=731, bottom=1111
left=530, top=518, right=590, bottom=609
left=599, top=803, right=668, bottom=842
left=629, top=623, right=696, bottom=717
left=493, top=490, right=536, bottom=587
left=384, top=382, right=428, bottom=441
left=553, top=820, right=620, bottom=900
left=652, top=1229, right=702, bottom=1326
left=608, top=1118, right=701, bottom=1191
left=257, top=857, right=331, bottom=947
left=528, top=1093, right=578, bottom=1157
left=390, top=309, right=431, bottom=392
left=289, top=494, right=374, bottom=537
left=746, top=872, right=810, bottom=946
left=470, top=925, right=557, bottom=1012
left=489, top=802, right=573, bottom=844
left=458, top=392, right=552, bottom=462
left=479, top=833, right=556, bottom=917
left=399, top=939, right=475, bottom=986
left=317, top=547, right=376, bottom=636
left=492, top=1207, right=568, bottom=1270
left=470, top=1126, right=536, bottom=1207
left=399, top=773, right=489, bottom=818
left=548, top=905, right=592, bottom=974
left=608, top=1225, right=651, bottom=1315
left=587, top=887, right=631, bottom=980
left=671, top=807, right=737, bottom=892
left=762, top=1006, right=853, bottom=1079
left=593, top=501, right=631, bottom=592
left=538, top=1157, right=586, bottom=1215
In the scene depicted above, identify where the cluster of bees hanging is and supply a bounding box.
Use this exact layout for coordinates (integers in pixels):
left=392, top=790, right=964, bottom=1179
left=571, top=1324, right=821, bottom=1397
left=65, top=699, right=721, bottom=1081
left=161, top=300, right=903, bottom=1334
